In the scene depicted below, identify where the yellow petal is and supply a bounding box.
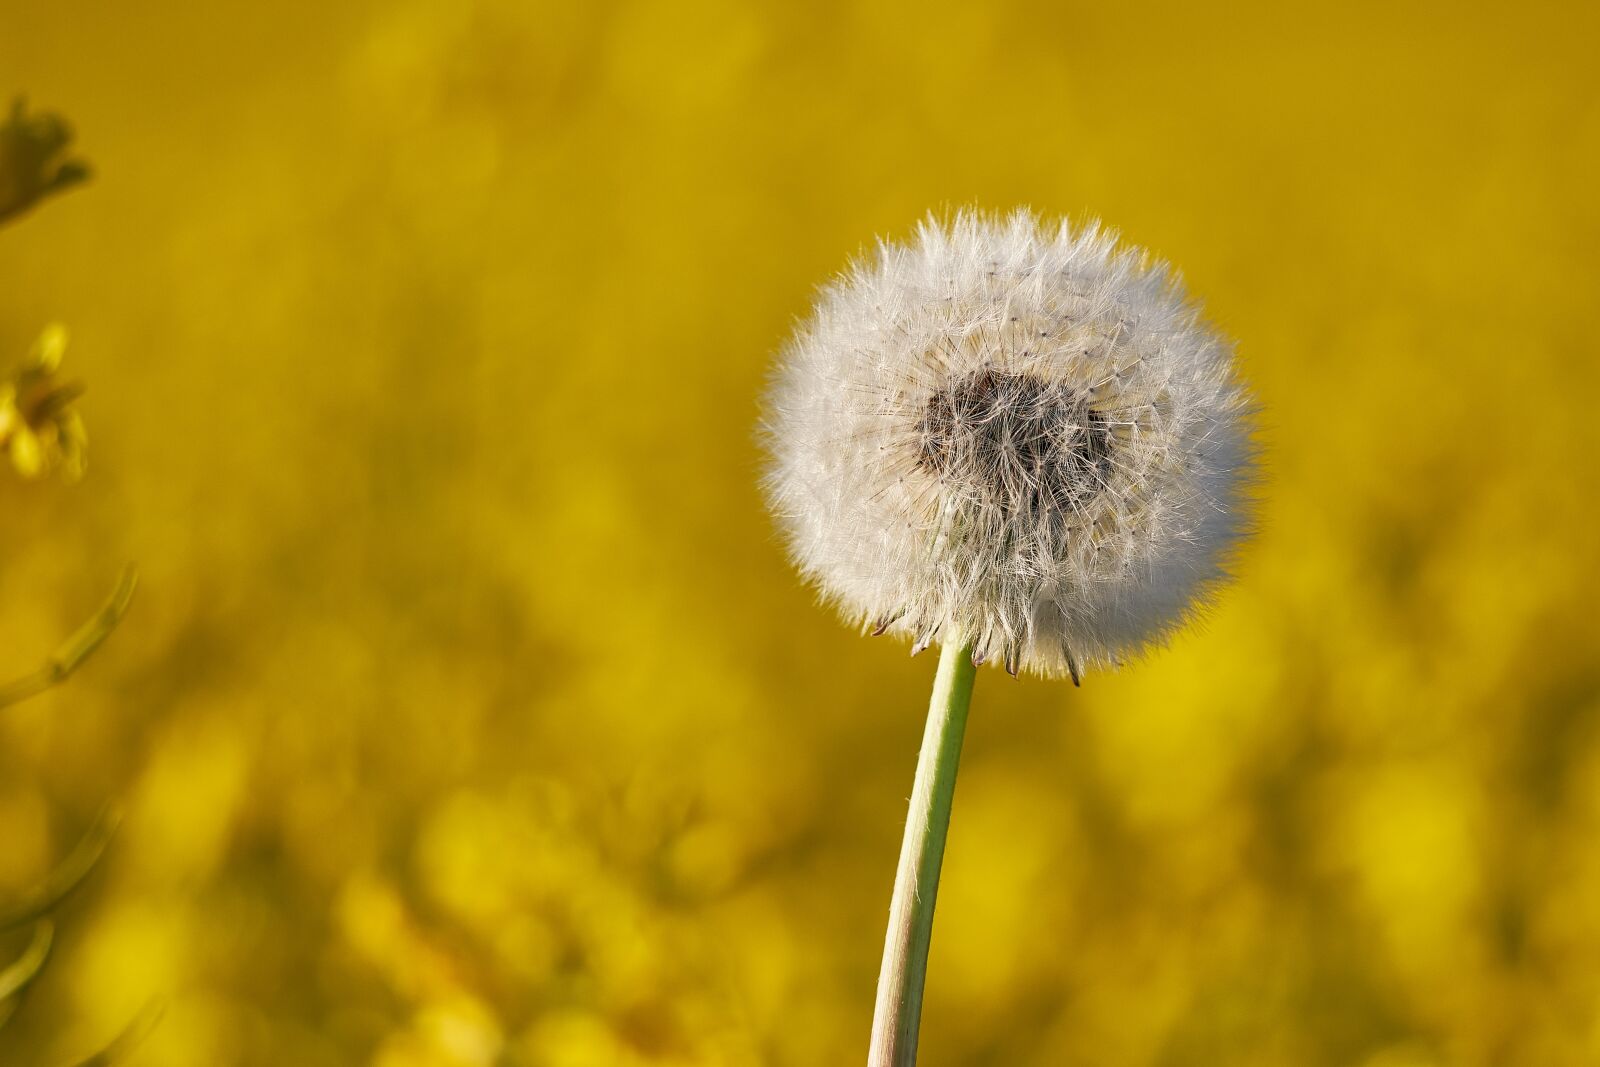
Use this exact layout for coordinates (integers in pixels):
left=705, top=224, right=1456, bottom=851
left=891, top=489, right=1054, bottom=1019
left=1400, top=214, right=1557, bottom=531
left=9, top=427, right=43, bottom=477
left=30, top=323, right=69, bottom=373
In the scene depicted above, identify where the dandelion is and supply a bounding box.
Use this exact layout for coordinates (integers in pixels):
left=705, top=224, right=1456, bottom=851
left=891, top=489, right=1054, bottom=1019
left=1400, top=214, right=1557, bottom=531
left=0, top=324, right=88, bottom=482
left=760, top=209, right=1255, bottom=1065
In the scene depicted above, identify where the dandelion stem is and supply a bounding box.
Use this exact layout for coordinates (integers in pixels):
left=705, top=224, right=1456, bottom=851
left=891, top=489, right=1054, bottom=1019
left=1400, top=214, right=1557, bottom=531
left=868, top=635, right=977, bottom=1067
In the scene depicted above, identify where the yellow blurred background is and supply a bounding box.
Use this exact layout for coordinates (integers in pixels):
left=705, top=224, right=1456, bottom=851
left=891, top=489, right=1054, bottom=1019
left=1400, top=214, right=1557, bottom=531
left=2, top=0, right=1598, bottom=1063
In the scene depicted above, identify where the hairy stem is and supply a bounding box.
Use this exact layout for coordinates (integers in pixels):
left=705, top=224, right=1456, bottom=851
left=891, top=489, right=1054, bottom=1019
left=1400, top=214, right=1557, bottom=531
left=868, top=635, right=977, bottom=1066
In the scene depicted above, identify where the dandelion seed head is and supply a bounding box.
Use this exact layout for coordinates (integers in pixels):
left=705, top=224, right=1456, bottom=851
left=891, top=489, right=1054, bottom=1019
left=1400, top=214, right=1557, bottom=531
left=761, top=208, right=1256, bottom=678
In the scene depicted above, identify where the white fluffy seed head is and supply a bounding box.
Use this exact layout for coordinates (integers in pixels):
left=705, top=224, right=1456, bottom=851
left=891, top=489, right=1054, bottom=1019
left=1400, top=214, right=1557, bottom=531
left=761, top=208, right=1256, bottom=679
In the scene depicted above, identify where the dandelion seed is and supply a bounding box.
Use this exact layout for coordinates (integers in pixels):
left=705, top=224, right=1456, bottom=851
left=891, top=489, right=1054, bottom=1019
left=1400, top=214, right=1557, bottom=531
left=763, top=208, right=1254, bottom=679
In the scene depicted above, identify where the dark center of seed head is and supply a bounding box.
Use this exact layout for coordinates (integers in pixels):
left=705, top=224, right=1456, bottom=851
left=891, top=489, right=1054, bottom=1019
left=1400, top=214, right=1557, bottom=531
left=916, top=367, right=1113, bottom=510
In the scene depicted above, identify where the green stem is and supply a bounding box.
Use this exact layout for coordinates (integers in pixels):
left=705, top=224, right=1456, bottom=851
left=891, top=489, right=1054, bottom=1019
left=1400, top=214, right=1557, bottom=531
left=868, top=635, right=978, bottom=1066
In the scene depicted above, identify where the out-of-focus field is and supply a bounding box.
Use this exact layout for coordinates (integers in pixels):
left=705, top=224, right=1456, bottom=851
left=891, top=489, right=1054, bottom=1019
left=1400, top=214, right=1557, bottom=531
left=2, top=1, right=1598, bottom=1064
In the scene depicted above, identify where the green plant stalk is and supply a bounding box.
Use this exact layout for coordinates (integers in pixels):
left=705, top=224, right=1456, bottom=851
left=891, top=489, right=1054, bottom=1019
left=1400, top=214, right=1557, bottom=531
left=868, top=634, right=978, bottom=1066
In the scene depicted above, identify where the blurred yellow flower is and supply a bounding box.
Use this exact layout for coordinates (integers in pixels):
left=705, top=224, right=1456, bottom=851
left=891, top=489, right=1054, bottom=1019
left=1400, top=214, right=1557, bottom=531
left=2, top=2, right=1597, bottom=1063
left=0, top=323, right=88, bottom=481
left=0, top=97, right=90, bottom=226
